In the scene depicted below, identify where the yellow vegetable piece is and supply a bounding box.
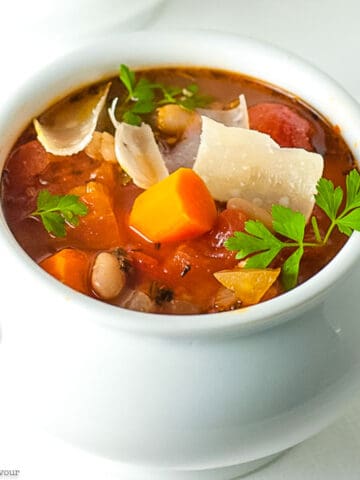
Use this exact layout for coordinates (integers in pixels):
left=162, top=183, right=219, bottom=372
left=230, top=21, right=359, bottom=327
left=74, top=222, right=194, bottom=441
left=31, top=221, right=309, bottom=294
left=34, top=82, right=111, bottom=156
left=214, top=268, right=280, bottom=306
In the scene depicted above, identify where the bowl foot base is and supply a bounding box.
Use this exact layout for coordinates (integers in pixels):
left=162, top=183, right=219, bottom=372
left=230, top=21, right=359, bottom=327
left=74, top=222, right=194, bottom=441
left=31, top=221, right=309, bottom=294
left=118, top=450, right=286, bottom=480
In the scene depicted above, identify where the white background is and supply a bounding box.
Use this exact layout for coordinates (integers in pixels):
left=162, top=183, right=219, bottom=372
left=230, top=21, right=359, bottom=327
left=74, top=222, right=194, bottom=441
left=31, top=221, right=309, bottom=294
left=1, top=0, right=360, bottom=478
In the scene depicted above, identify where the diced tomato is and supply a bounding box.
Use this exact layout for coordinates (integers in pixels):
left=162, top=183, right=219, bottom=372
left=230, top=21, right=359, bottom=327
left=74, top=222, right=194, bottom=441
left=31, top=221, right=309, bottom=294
left=2, top=141, right=49, bottom=200
left=163, top=209, right=247, bottom=281
left=159, top=208, right=248, bottom=306
left=39, top=151, right=101, bottom=195
left=161, top=241, right=233, bottom=309
left=248, top=103, right=313, bottom=150
left=129, top=250, right=161, bottom=276
left=163, top=244, right=200, bottom=279
left=1, top=140, right=51, bottom=219
left=207, top=208, right=248, bottom=249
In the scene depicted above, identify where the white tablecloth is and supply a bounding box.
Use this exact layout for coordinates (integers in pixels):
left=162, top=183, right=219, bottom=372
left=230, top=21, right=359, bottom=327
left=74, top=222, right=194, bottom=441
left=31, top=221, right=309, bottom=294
left=1, top=1, right=360, bottom=478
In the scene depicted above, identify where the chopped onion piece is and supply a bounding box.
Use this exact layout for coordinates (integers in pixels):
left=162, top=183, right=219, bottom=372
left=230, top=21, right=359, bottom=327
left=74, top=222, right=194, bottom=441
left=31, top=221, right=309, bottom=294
left=198, top=94, right=249, bottom=128
left=193, top=117, right=324, bottom=221
left=214, top=287, right=239, bottom=311
left=161, top=299, right=202, bottom=315
left=121, top=290, right=155, bottom=312
left=214, top=268, right=280, bottom=306
left=114, top=122, right=169, bottom=189
left=34, top=82, right=111, bottom=156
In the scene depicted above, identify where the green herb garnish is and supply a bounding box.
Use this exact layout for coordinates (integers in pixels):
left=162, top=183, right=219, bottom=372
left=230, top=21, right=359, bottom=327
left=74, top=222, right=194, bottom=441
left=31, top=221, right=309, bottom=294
left=31, top=190, right=88, bottom=237
left=118, top=64, right=212, bottom=126
left=225, top=169, right=360, bottom=290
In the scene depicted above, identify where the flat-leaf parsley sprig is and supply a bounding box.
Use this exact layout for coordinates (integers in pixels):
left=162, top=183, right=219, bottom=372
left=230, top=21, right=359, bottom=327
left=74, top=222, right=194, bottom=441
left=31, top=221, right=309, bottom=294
left=117, top=64, right=212, bottom=126
left=225, top=168, right=360, bottom=290
left=31, top=190, right=88, bottom=238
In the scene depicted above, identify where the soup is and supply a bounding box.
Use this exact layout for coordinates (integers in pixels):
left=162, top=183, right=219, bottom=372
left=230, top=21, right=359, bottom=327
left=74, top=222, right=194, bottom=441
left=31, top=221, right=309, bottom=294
left=0, top=66, right=356, bottom=314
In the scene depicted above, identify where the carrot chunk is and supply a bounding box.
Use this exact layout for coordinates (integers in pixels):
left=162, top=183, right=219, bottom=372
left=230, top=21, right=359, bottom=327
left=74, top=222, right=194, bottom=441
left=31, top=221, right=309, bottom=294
left=40, top=248, right=90, bottom=294
left=129, top=168, right=217, bottom=243
left=68, top=181, right=121, bottom=249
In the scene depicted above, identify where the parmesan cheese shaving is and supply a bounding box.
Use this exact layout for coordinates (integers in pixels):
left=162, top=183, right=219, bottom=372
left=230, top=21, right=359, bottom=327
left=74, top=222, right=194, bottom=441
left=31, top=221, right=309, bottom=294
left=114, top=122, right=169, bottom=189
left=34, top=82, right=111, bottom=156
left=193, top=116, right=324, bottom=221
left=198, top=94, right=249, bottom=128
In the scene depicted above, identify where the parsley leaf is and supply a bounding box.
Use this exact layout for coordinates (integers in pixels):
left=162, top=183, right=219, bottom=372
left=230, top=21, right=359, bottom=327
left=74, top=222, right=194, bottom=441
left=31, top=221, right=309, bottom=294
left=132, top=78, right=157, bottom=102
left=337, top=208, right=360, bottom=235
left=122, top=111, right=142, bottom=126
left=317, top=168, right=360, bottom=241
left=345, top=168, right=360, bottom=210
left=224, top=169, right=360, bottom=291
left=42, top=211, right=67, bottom=238
left=31, top=190, right=88, bottom=238
left=117, top=64, right=212, bottom=125
left=281, top=247, right=304, bottom=290
left=315, top=177, right=343, bottom=220
left=130, top=98, right=156, bottom=114
left=119, top=64, right=135, bottom=97
left=225, top=206, right=305, bottom=288
left=272, top=205, right=305, bottom=242
left=225, top=220, right=284, bottom=269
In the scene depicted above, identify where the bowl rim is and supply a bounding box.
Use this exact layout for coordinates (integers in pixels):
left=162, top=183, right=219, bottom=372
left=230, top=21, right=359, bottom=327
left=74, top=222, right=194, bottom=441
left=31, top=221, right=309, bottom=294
left=1, top=29, right=360, bottom=337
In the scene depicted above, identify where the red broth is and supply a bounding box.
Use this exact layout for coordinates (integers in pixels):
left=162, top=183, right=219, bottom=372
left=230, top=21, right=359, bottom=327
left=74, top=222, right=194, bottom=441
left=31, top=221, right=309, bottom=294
left=0, top=68, right=355, bottom=314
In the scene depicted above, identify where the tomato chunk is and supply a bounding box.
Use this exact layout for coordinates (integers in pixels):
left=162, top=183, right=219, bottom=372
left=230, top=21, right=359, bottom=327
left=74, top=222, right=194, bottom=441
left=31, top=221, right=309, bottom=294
left=2, top=141, right=49, bottom=206
left=207, top=208, right=248, bottom=249
left=248, top=103, right=313, bottom=150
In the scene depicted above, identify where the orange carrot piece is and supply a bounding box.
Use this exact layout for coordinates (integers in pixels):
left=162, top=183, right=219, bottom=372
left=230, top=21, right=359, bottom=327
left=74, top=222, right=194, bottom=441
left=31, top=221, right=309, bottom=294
left=129, top=168, right=217, bottom=243
left=40, top=248, right=90, bottom=294
left=68, top=181, right=121, bottom=249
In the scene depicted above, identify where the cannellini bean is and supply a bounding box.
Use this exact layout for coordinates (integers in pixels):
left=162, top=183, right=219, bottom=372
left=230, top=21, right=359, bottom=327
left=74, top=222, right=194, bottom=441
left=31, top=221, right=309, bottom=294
left=91, top=252, right=126, bottom=300
left=157, top=104, right=199, bottom=137
left=227, top=197, right=273, bottom=230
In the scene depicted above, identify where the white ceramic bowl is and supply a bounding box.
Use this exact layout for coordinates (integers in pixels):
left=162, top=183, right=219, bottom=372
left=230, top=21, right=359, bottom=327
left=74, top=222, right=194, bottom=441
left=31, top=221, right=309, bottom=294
left=2, top=31, right=360, bottom=480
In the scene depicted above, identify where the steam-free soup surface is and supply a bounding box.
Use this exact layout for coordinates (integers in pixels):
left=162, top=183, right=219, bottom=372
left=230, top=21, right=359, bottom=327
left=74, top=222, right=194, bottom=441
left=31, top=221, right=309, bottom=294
left=0, top=67, right=355, bottom=314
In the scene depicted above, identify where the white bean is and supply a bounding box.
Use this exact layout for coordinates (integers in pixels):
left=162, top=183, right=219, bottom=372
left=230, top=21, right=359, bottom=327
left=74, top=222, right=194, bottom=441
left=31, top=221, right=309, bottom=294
left=91, top=252, right=126, bottom=300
